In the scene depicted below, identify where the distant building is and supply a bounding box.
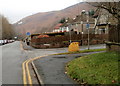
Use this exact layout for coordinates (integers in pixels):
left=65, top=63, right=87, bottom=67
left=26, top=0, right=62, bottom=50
left=53, top=23, right=69, bottom=32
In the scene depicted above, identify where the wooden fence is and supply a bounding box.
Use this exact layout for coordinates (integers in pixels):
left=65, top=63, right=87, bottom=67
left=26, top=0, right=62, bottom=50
left=109, top=25, right=120, bottom=43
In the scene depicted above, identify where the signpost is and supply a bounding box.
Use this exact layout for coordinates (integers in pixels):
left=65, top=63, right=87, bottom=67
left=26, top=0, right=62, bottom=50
left=86, top=23, right=90, bottom=50
left=26, top=32, right=31, bottom=36
left=86, top=23, right=90, bottom=29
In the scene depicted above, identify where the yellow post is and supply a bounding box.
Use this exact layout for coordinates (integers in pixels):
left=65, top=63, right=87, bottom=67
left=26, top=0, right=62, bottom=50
left=68, top=42, right=80, bottom=52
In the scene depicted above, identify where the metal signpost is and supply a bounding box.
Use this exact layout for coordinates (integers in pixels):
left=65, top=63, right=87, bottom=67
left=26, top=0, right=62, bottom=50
left=26, top=32, right=31, bottom=36
left=86, top=23, right=90, bottom=50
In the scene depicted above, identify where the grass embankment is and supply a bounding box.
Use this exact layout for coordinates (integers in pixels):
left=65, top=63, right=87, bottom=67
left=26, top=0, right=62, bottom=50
left=66, top=52, right=120, bottom=84
left=54, top=48, right=106, bottom=55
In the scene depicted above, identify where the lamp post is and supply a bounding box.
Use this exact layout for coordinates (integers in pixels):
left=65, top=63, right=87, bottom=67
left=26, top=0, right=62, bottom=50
left=81, top=10, right=85, bottom=46
left=68, top=23, right=72, bottom=43
left=81, top=21, right=83, bottom=46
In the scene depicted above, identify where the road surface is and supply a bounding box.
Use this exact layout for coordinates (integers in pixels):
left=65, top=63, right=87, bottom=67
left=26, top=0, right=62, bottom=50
left=2, top=41, right=105, bottom=84
left=2, top=41, right=28, bottom=84
left=22, top=42, right=105, bottom=84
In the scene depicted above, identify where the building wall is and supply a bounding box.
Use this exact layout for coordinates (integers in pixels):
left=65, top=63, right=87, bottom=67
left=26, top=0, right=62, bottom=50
left=95, top=25, right=109, bottom=34
left=70, top=23, right=95, bottom=34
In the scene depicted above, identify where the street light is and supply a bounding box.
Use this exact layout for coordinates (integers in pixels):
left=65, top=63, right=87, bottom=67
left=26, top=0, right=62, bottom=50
left=68, top=24, right=72, bottom=43
left=81, top=21, right=83, bottom=46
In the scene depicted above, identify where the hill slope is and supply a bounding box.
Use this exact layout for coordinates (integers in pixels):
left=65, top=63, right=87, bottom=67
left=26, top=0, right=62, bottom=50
left=13, top=2, right=95, bottom=36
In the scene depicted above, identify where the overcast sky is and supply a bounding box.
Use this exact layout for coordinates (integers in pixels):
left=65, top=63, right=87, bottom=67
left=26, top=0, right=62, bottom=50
left=0, top=0, right=82, bottom=24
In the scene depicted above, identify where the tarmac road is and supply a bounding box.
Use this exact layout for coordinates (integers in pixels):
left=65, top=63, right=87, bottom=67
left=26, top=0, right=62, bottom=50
left=2, top=41, right=28, bottom=84
left=1, top=41, right=105, bottom=85
left=0, top=46, right=2, bottom=85
left=25, top=43, right=105, bottom=84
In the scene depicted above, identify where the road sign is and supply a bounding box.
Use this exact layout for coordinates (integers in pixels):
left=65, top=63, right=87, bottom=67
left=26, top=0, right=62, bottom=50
left=86, top=23, right=90, bottom=29
left=26, top=32, right=31, bottom=36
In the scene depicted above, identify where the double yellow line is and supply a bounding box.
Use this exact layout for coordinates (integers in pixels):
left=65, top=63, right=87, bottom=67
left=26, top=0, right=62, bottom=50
left=22, top=55, right=49, bottom=86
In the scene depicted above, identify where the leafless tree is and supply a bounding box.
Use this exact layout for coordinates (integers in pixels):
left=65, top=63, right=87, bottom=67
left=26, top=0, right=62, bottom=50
left=0, top=14, right=15, bottom=39
left=88, top=1, right=120, bottom=43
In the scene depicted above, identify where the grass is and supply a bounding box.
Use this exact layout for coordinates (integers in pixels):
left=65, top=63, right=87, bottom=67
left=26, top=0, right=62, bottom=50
left=66, top=52, right=120, bottom=84
left=54, top=48, right=106, bottom=55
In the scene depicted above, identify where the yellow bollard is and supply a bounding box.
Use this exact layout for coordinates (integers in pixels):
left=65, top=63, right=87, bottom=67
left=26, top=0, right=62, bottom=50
left=68, top=42, right=80, bottom=52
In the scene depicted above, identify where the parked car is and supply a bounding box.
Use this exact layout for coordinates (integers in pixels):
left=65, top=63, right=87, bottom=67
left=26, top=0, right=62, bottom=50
left=4, top=40, right=8, bottom=44
left=0, top=40, right=4, bottom=45
left=0, top=39, right=15, bottom=45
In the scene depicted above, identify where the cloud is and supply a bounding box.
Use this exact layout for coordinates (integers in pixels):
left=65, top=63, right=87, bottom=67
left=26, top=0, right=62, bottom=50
left=0, top=0, right=79, bottom=23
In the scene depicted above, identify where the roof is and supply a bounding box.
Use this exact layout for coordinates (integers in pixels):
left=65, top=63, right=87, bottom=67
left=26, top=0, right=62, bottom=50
left=37, top=35, right=49, bottom=38
left=61, top=14, right=95, bottom=27
left=54, top=23, right=63, bottom=29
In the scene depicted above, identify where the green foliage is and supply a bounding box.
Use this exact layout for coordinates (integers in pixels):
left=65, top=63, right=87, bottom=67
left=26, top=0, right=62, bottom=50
left=89, top=9, right=94, bottom=16
left=59, top=18, right=66, bottom=23
left=66, top=52, right=120, bottom=84
left=62, top=41, right=69, bottom=43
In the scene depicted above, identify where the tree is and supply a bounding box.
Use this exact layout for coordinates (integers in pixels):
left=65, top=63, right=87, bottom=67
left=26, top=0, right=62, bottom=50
left=89, top=2, right=120, bottom=22
left=88, top=2, right=120, bottom=43
left=59, top=18, right=66, bottom=23
left=0, top=14, right=15, bottom=39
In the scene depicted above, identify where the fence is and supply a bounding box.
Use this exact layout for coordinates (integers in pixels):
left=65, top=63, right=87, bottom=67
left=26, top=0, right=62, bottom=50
left=109, top=25, right=120, bottom=43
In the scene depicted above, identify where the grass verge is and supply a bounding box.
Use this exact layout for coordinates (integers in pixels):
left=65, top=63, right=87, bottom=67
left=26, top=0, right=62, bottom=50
left=54, top=48, right=106, bottom=55
left=66, top=52, right=120, bottom=84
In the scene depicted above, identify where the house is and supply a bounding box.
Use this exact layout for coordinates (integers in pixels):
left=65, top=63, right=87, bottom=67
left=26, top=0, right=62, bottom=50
left=53, top=23, right=63, bottom=32
left=60, top=9, right=116, bottom=35
left=53, top=23, right=70, bottom=33
left=60, top=10, right=96, bottom=34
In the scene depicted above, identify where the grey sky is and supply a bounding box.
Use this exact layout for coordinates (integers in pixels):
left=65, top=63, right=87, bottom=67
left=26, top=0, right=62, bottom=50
left=0, top=0, right=81, bottom=24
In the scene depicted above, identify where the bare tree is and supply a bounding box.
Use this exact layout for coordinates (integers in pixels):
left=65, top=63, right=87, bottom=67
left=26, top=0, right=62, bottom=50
left=86, top=1, right=120, bottom=43
left=0, top=14, right=15, bottom=39
left=89, top=2, right=120, bottom=22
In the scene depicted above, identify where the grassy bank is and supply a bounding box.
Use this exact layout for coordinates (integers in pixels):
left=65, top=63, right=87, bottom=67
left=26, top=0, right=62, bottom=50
left=66, top=52, right=119, bottom=84
left=54, top=48, right=106, bottom=55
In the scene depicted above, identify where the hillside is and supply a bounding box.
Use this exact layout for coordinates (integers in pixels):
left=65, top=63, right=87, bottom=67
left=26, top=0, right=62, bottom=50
left=13, top=2, right=95, bottom=36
